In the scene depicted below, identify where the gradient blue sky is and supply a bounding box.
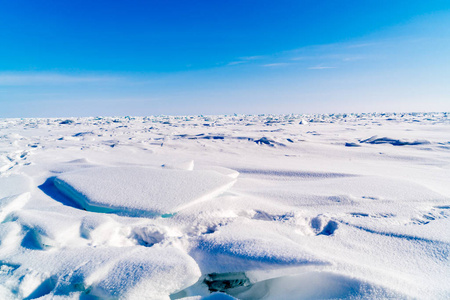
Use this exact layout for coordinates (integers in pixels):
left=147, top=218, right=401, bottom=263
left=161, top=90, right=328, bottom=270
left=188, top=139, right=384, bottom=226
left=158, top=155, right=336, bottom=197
left=1, top=1, right=449, bottom=117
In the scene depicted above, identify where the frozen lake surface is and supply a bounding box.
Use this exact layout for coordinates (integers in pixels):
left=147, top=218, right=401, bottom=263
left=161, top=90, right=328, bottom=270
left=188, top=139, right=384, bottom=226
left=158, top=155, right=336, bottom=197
left=0, top=112, right=449, bottom=299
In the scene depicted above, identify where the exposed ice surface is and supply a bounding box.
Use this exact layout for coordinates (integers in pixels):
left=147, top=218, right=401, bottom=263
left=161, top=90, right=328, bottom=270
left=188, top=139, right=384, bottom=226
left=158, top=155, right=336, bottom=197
left=0, top=112, right=449, bottom=299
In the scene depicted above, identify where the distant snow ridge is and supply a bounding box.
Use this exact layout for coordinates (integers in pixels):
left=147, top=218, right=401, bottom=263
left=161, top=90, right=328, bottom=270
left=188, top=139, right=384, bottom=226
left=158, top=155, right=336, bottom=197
left=54, top=167, right=236, bottom=217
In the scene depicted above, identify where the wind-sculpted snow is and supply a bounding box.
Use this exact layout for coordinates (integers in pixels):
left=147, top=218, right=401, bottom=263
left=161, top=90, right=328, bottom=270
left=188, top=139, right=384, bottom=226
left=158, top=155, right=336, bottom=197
left=0, top=112, right=449, bottom=299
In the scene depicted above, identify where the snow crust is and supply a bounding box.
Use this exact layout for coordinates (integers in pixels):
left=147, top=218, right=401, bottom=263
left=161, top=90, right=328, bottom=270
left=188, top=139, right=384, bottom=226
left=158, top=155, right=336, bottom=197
left=0, top=112, right=449, bottom=299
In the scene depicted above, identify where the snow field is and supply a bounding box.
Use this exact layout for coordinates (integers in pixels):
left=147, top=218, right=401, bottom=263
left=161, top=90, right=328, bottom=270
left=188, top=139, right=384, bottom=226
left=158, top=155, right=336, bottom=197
left=0, top=112, right=449, bottom=299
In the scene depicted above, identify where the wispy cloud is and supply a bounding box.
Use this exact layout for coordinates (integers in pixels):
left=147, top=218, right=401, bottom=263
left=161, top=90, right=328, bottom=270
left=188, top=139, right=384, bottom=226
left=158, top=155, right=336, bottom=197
left=226, top=55, right=265, bottom=66
left=291, top=56, right=314, bottom=61
left=341, top=56, right=367, bottom=62
left=227, top=61, right=247, bottom=66
left=346, top=42, right=379, bottom=49
left=225, top=40, right=378, bottom=69
left=0, top=72, right=124, bottom=86
left=308, top=66, right=336, bottom=70
left=239, top=55, right=266, bottom=60
left=263, top=63, right=290, bottom=67
left=292, top=54, right=369, bottom=62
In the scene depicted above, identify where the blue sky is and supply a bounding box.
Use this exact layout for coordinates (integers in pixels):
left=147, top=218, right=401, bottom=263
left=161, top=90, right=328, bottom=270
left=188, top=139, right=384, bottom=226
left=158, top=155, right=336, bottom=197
left=1, top=1, right=449, bottom=117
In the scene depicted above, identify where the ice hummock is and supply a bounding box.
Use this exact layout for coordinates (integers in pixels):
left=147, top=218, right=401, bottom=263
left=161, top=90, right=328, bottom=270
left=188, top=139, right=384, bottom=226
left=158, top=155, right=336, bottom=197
left=54, top=167, right=236, bottom=217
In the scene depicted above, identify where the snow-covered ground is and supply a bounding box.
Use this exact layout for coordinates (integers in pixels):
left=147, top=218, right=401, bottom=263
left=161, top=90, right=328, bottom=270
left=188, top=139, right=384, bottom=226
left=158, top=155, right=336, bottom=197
left=0, top=112, right=449, bottom=299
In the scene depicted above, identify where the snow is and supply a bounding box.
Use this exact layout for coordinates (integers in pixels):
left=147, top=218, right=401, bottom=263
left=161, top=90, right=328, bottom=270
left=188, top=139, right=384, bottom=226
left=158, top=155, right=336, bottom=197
left=0, top=112, right=449, bottom=299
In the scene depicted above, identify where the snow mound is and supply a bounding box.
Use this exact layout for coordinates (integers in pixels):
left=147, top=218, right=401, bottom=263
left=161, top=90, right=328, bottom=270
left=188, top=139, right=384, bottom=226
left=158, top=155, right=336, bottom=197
left=230, top=271, right=403, bottom=299
left=53, top=167, right=236, bottom=217
left=194, top=220, right=328, bottom=273
left=88, top=247, right=201, bottom=299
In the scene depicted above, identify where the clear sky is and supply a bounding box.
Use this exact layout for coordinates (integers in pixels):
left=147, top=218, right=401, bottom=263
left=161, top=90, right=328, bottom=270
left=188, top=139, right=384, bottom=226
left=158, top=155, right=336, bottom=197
left=1, top=1, right=449, bottom=117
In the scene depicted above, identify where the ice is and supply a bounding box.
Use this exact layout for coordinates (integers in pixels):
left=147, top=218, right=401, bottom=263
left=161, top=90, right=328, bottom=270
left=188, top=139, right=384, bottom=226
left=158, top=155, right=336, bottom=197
left=0, top=113, right=449, bottom=299
left=54, top=167, right=236, bottom=217
left=203, top=272, right=251, bottom=293
left=59, top=120, right=74, bottom=125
